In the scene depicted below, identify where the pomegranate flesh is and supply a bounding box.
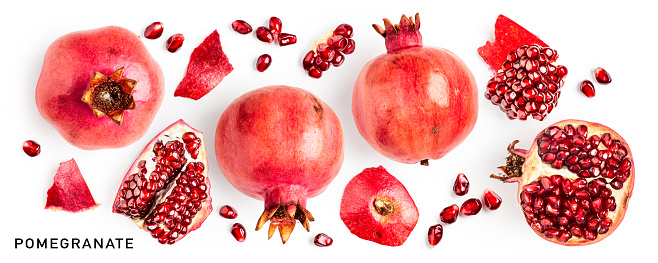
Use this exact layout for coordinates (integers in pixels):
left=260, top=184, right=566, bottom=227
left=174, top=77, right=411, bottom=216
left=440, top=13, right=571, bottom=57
left=112, top=119, right=212, bottom=245
left=35, top=26, right=164, bottom=150
left=45, top=159, right=99, bottom=213
left=215, top=85, right=344, bottom=244
left=491, top=119, right=634, bottom=246
left=353, top=13, right=478, bottom=165
left=340, top=166, right=419, bottom=247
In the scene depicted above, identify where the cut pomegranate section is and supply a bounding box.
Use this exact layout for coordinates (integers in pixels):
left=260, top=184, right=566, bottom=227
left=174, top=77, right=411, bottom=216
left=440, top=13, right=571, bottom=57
left=23, top=140, right=41, bottom=157
left=174, top=30, right=233, bottom=100
left=302, top=24, right=355, bottom=78
left=113, top=119, right=212, bottom=245
left=46, top=159, right=99, bottom=213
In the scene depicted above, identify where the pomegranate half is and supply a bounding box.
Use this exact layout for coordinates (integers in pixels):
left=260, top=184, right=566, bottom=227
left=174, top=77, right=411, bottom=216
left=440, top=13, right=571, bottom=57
left=215, top=85, right=344, bottom=243
left=491, top=119, right=634, bottom=245
left=36, top=26, right=164, bottom=150
left=352, top=14, right=478, bottom=165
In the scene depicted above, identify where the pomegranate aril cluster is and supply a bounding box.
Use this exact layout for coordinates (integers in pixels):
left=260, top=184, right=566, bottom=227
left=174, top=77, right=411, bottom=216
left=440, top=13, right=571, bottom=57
left=537, top=124, right=632, bottom=189
left=521, top=174, right=616, bottom=242
left=303, top=24, right=355, bottom=79
left=485, top=44, right=568, bottom=120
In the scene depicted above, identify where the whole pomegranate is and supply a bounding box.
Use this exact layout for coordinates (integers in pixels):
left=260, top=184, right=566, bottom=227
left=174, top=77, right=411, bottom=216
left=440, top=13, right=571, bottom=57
left=215, top=85, right=344, bottom=243
left=491, top=119, right=634, bottom=245
left=352, top=14, right=478, bottom=165
left=36, top=26, right=164, bottom=150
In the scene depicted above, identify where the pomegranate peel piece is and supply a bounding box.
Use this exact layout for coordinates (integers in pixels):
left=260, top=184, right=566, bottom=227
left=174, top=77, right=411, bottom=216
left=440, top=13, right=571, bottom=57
left=478, top=14, right=548, bottom=72
left=45, top=159, right=99, bottom=213
left=174, top=30, right=233, bottom=100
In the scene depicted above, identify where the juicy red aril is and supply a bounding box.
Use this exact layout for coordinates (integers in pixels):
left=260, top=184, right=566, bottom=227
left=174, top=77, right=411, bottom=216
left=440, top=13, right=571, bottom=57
left=303, top=51, right=315, bottom=70
left=453, top=173, right=469, bottom=196
left=232, top=20, right=253, bottom=34
left=166, top=34, right=184, bottom=53
left=23, top=140, right=41, bottom=157
left=580, top=80, right=596, bottom=98
left=308, top=66, right=322, bottom=79
left=440, top=204, right=459, bottom=224
left=331, top=52, right=345, bottom=67
left=342, top=39, right=356, bottom=55
left=256, top=54, right=272, bottom=72
left=256, top=27, right=274, bottom=43
left=316, top=44, right=335, bottom=61
left=230, top=223, right=246, bottom=242
left=278, top=33, right=297, bottom=46
left=483, top=189, right=503, bottom=210
left=333, top=23, right=353, bottom=38
left=144, top=22, right=164, bottom=39
left=181, top=132, right=201, bottom=159
left=594, top=67, right=611, bottom=84
left=460, top=198, right=482, bottom=216
left=428, top=224, right=443, bottom=247
left=313, top=233, right=333, bottom=247
left=219, top=205, right=238, bottom=219
left=327, top=35, right=347, bottom=51
left=268, top=16, right=282, bottom=35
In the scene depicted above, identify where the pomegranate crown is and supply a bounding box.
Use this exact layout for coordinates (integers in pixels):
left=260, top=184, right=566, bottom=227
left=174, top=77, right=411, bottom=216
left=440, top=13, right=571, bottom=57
left=373, top=13, right=423, bottom=52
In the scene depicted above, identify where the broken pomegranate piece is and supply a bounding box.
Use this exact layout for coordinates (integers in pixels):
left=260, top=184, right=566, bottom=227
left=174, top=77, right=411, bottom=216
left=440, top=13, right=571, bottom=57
left=45, top=159, right=99, bottom=213
left=174, top=30, right=233, bottom=100
left=113, top=119, right=212, bottom=244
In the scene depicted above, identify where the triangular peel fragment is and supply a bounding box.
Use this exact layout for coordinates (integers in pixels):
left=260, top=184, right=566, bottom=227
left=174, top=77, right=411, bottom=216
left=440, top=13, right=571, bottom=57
left=45, top=159, right=99, bottom=213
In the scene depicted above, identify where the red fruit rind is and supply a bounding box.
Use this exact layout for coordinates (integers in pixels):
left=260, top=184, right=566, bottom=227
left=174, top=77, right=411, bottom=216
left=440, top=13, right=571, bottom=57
left=478, top=14, right=549, bottom=72
left=46, top=159, right=99, bottom=213
left=340, top=166, right=419, bottom=247
left=175, top=30, right=233, bottom=100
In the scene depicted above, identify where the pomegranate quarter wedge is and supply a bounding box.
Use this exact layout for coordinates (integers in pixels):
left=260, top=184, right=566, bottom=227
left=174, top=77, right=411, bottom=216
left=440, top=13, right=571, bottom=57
left=491, top=119, right=634, bottom=246
left=113, top=119, right=212, bottom=245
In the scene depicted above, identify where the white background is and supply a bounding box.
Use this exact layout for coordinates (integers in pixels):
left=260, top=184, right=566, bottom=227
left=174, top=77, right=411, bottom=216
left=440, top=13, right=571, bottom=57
left=2, top=0, right=657, bottom=262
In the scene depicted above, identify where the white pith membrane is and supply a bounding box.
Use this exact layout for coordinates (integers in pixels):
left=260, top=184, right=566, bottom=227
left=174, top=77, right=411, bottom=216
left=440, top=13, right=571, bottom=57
left=493, top=120, right=634, bottom=246
left=112, top=120, right=212, bottom=244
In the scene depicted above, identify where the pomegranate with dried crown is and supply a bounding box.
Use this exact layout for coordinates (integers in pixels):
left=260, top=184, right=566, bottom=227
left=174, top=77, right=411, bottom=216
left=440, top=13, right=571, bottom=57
left=36, top=26, right=164, bottom=150
left=491, top=119, right=634, bottom=245
left=215, top=85, right=344, bottom=244
left=352, top=14, right=478, bottom=165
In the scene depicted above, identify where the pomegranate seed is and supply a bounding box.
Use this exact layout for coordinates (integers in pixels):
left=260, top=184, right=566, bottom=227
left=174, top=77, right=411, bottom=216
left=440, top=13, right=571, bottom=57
left=219, top=205, right=238, bottom=219
left=453, top=173, right=469, bottom=196
left=277, top=33, right=297, bottom=46
left=268, top=16, right=282, bottom=35
left=230, top=223, right=246, bottom=242
left=327, top=35, right=348, bottom=51
left=23, top=140, right=41, bottom=157
left=166, top=34, right=184, bottom=53
left=303, top=51, right=316, bottom=70
left=482, top=189, right=503, bottom=210
left=256, top=54, right=272, bottom=72
left=460, top=198, right=482, bottom=216
left=313, top=233, right=333, bottom=247
left=333, top=24, right=353, bottom=38
left=440, top=204, right=459, bottom=223
left=308, top=66, right=322, bottom=79
left=331, top=52, right=345, bottom=67
left=428, top=224, right=443, bottom=247
left=255, top=27, right=274, bottom=43
left=342, top=39, right=356, bottom=55
left=316, top=44, right=335, bottom=61
left=231, top=20, right=253, bottom=34
left=144, top=22, right=164, bottom=39
left=593, top=67, right=611, bottom=84
left=580, top=80, right=596, bottom=98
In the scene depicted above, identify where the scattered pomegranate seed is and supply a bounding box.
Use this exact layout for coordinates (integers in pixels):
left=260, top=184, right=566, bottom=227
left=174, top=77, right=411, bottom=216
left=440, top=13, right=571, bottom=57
left=580, top=80, right=596, bottom=98
left=269, top=17, right=282, bottom=35
left=166, top=34, right=184, bottom=53
left=460, top=198, right=482, bottom=216
left=278, top=33, right=297, bottom=46
left=482, top=189, right=503, bottom=210
left=313, top=233, right=333, bottom=247
left=593, top=67, right=611, bottom=84
left=144, top=22, right=164, bottom=39
left=23, top=140, right=41, bottom=157
left=453, top=173, right=469, bottom=196
left=232, top=20, right=253, bottom=34
left=219, top=205, right=238, bottom=219
left=230, top=223, right=246, bottom=242
left=427, top=224, right=443, bottom=247
left=256, top=27, right=274, bottom=43
left=333, top=24, right=354, bottom=38
left=439, top=204, right=459, bottom=224
left=256, top=54, right=272, bottom=72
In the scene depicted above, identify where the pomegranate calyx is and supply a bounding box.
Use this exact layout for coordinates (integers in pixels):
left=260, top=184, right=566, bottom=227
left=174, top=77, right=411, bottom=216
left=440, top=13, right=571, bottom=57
left=373, top=13, right=422, bottom=52
left=81, top=67, right=137, bottom=125
left=490, top=140, right=526, bottom=183
left=255, top=202, right=314, bottom=244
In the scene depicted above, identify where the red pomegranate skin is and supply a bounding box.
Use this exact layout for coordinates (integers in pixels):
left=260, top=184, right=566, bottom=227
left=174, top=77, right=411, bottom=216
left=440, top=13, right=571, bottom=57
left=36, top=26, right=164, bottom=150
left=353, top=47, right=478, bottom=164
left=215, top=85, right=344, bottom=211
